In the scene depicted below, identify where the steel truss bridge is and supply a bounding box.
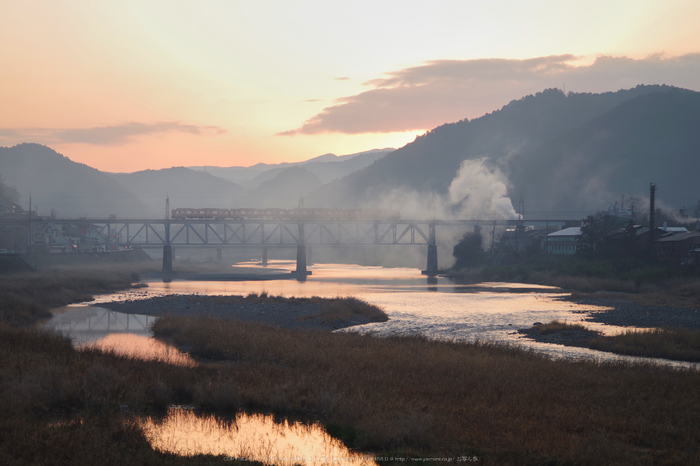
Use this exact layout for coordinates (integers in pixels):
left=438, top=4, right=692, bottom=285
left=13, top=217, right=563, bottom=278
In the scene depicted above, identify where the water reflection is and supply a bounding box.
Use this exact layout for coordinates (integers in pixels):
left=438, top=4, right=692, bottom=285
left=46, top=305, right=157, bottom=344
left=82, top=333, right=195, bottom=367
left=44, top=305, right=193, bottom=366
left=140, top=409, right=376, bottom=465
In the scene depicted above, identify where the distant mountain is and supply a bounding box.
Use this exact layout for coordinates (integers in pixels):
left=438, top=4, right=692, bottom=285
left=308, top=85, right=700, bottom=219
left=0, top=143, right=152, bottom=217
left=509, top=88, right=700, bottom=216
left=0, top=144, right=394, bottom=218
left=242, top=166, right=324, bottom=208
left=189, top=148, right=394, bottom=188
left=109, top=167, right=247, bottom=213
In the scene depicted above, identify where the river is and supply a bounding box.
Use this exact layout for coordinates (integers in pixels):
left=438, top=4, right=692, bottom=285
left=47, top=261, right=693, bottom=366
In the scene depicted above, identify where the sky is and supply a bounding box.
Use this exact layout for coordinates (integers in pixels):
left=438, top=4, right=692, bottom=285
left=1, top=0, right=700, bottom=173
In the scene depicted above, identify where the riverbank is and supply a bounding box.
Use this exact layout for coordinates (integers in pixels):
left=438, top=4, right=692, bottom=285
left=0, top=264, right=151, bottom=326
left=519, top=290, right=700, bottom=363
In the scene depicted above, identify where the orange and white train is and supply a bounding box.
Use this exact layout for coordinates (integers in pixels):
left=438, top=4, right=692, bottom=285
left=170, top=208, right=400, bottom=221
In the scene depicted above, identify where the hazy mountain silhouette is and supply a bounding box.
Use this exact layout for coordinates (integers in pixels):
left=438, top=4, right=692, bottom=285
left=510, top=88, right=700, bottom=216
left=0, top=143, right=152, bottom=217
left=189, top=148, right=394, bottom=188
left=110, top=167, right=248, bottom=214
left=308, top=85, right=699, bottom=218
left=242, top=166, right=324, bottom=208
left=5, top=86, right=699, bottom=221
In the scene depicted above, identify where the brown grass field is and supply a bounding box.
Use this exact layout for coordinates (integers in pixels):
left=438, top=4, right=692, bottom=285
left=3, top=264, right=700, bottom=464
left=587, top=327, right=700, bottom=362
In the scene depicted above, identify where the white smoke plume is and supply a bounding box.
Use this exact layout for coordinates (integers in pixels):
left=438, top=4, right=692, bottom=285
left=367, top=158, right=518, bottom=221
left=447, top=158, right=518, bottom=220
left=363, top=158, right=518, bottom=268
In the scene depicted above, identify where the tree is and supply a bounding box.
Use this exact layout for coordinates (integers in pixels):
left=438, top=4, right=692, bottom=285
left=0, top=175, right=20, bottom=206
left=453, top=229, right=485, bottom=268
left=577, top=212, right=626, bottom=257
left=578, top=212, right=638, bottom=258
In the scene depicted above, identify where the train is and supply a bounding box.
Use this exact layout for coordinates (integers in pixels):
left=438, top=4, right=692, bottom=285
left=170, top=208, right=401, bottom=221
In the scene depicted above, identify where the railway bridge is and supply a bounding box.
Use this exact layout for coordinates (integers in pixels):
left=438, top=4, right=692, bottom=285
left=10, top=213, right=560, bottom=280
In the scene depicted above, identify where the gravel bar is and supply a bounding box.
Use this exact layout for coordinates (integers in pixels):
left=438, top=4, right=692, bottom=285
left=97, top=295, right=375, bottom=331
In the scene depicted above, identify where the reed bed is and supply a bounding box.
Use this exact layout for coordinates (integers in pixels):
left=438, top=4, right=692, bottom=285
left=0, top=324, right=256, bottom=465
left=588, top=327, right=700, bottom=362
left=531, top=320, right=588, bottom=335
left=0, top=265, right=151, bottom=326
left=4, top=312, right=700, bottom=463
left=4, top=262, right=700, bottom=464
left=153, top=316, right=700, bottom=464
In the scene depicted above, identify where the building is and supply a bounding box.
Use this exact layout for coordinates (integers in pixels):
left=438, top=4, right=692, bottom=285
left=547, top=227, right=581, bottom=254
left=654, top=231, right=700, bottom=264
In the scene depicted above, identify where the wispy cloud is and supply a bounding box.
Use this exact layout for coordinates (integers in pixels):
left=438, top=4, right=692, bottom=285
left=0, top=122, right=227, bottom=146
left=280, top=53, right=700, bottom=136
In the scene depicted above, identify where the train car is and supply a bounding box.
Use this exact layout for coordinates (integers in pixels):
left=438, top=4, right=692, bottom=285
left=171, top=208, right=401, bottom=221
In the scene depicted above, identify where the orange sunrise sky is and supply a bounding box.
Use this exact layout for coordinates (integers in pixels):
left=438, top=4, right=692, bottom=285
left=2, top=0, right=700, bottom=172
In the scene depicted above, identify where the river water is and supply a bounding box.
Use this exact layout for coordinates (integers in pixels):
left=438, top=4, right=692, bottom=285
left=48, top=261, right=699, bottom=366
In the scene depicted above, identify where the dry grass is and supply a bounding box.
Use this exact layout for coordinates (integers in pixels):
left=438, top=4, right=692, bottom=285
left=4, top=263, right=700, bottom=463
left=152, top=316, right=700, bottom=464
left=236, top=292, right=388, bottom=323
left=532, top=320, right=587, bottom=335
left=589, top=327, right=700, bottom=362
left=0, top=264, right=154, bottom=326
left=0, top=324, right=252, bottom=465
left=4, top=310, right=700, bottom=463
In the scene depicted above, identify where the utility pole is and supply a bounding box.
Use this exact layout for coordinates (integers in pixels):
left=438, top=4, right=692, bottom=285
left=649, top=183, right=656, bottom=252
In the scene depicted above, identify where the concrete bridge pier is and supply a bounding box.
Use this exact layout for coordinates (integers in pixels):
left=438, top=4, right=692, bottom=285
left=422, top=222, right=438, bottom=277
left=216, top=247, right=222, bottom=261
left=294, top=223, right=311, bottom=280
left=162, top=220, right=172, bottom=282
left=296, top=244, right=307, bottom=276
left=424, top=244, right=438, bottom=276
left=262, top=247, right=268, bottom=267
left=162, top=245, right=173, bottom=283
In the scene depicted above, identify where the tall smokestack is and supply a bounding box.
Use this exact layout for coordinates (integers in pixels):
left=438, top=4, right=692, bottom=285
left=649, top=183, right=656, bottom=250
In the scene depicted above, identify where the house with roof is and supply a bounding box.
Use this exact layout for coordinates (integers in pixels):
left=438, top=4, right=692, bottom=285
left=546, top=227, right=581, bottom=254
left=654, top=231, right=700, bottom=264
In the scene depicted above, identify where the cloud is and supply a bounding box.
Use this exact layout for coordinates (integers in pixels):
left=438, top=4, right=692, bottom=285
left=0, top=122, right=227, bottom=146
left=281, top=53, right=700, bottom=135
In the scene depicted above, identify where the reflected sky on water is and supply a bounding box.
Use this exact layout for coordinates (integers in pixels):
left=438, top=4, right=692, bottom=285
left=140, top=409, right=377, bottom=465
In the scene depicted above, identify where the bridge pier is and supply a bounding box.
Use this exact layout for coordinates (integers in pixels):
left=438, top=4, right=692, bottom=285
left=422, top=222, right=438, bottom=277
left=262, top=248, right=268, bottom=267
left=424, top=244, right=438, bottom=276
left=294, top=223, right=311, bottom=279
left=162, top=245, right=173, bottom=282
left=296, top=244, right=306, bottom=273
left=216, top=247, right=222, bottom=261
left=295, top=244, right=310, bottom=278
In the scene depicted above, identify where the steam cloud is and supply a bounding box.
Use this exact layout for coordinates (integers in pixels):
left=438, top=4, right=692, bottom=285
left=447, top=159, right=518, bottom=220
left=368, top=158, right=518, bottom=221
